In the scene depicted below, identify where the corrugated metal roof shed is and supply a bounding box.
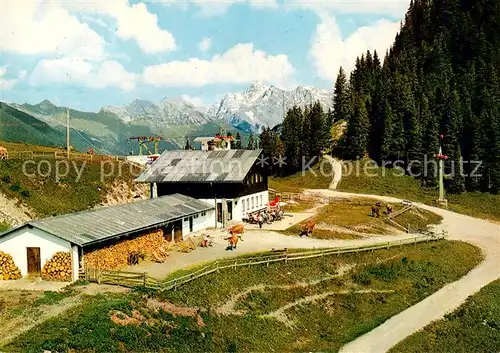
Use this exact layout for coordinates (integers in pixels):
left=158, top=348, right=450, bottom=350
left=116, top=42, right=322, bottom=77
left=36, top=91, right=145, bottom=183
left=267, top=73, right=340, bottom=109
left=135, top=149, right=263, bottom=183
left=0, top=194, right=213, bottom=247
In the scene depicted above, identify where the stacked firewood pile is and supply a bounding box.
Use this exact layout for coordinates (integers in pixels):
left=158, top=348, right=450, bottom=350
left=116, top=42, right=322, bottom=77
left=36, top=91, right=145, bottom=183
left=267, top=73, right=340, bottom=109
left=41, top=252, right=72, bottom=282
left=0, top=251, right=22, bottom=280
left=84, top=229, right=172, bottom=270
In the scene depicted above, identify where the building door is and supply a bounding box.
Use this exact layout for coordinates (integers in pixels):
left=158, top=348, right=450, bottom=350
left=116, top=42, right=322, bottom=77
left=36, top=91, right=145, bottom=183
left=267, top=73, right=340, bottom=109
left=27, top=247, right=41, bottom=274
left=173, top=220, right=183, bottom=242
left=227, top=201, right=233, bottom=220
left=164, top=224, right=173, bottom=242
left=217, top=202, right=222, bottom=223
left=189, top=216, right=193, bottom=233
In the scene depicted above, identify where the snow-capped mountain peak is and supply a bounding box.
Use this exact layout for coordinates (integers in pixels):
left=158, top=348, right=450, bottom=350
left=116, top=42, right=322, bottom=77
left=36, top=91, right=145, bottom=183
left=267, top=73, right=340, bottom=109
left=101, top=82, right=332, bottom=133
left=208, top=82, right=333, bottom=133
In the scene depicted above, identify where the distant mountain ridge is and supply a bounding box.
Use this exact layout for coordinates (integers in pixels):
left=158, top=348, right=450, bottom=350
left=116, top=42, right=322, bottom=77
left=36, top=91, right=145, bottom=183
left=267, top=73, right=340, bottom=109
left=102, top=81, right=333, bottom=133
left=6, top=82, right=332, bottom=153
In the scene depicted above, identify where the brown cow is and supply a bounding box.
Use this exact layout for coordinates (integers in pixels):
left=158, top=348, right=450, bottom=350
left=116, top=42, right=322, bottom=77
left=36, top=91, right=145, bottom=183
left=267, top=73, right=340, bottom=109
left=225, top=234, right=239, bottom=250
left=300, top=218, right=316, bottom=237
left=0, top=146, right=7, bottom=160
left=228, top=223, right=244, bottom=241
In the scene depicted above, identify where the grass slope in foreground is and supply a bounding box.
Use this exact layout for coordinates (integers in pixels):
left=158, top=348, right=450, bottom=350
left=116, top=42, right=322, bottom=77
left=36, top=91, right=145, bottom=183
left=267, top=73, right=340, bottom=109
left=2, top=241, right=482, bottom=353
left=0, top=141, right=143, bottom=217
left=270, top=159, right=500, bottom=222
left=390, top=279, right=500, bottom=353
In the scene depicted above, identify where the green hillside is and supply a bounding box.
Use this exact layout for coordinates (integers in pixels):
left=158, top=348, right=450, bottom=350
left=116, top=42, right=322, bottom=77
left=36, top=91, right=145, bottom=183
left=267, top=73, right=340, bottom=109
left=0, top=102, right=92, bottom=152
left=13, top=101, right=250, bottom=154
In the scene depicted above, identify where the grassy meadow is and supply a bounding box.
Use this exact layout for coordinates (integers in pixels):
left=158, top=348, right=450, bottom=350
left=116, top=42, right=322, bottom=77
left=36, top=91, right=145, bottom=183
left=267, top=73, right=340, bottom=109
left=2, top=240, right=482, bottom=353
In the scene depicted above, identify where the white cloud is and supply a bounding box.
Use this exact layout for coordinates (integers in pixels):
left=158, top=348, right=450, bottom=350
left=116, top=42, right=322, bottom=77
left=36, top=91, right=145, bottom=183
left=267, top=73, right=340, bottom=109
left=287, top=1, right=409, bottom=17
left=142, top=43, right=295, bottom=87
left=0, top=66, right=27, bottom=90
left=29, top=58, right=137, bottom=91
left=62, top=0, right=176, bottom=53
left=198, top=38, right=212, bottom=52
left=162, top=0, right=277, bottom=16
left=310, top=13, right=400, bottom=81
left=1, top=0, right=105, bottom=61
left=163, top=0, right=406, bottom=16
left=181, top=95, right=205, bottom=107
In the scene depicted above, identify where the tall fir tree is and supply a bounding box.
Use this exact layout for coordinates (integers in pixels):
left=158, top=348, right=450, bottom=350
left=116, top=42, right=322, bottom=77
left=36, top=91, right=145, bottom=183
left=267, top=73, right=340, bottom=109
left=246, top=134, right=256, bottom=150
left=234, top=133, right=243, bottom=149
left=345, top=95, right=370, bottom=159
left=332, top=67, right=350, bottom=125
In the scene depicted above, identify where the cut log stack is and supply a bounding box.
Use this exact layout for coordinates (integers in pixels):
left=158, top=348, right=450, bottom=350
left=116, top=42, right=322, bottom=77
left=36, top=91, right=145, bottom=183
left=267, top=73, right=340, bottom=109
left=41, top=251, right=72, bottom=282
left=84, top=229, right=173, bottom=270
left=0, top=251, right=22, bottom=280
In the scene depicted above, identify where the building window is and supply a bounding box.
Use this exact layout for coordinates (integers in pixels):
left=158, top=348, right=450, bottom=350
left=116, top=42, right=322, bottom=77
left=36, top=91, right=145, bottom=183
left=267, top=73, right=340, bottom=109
left=246, top=199, right=249, bottom=210
left=260, top=195, right=263, bottom=206
left=183, top=217, right=188, bottom=221
left=251, top=197, right=254, bottom=209
left=201, top=211, right=206, bottom=216
left=242, top=199, right=246, bottom=212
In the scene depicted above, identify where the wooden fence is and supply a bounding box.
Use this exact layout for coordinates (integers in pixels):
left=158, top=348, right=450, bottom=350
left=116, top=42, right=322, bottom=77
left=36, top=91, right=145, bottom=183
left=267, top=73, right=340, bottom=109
left=82, top=232, right=447, bottom=291
left=5, top=150, right=128, bottom=162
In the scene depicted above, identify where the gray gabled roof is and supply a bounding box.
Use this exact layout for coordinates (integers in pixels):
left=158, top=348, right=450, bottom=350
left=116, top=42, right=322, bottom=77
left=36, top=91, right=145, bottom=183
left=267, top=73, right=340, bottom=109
left=135, top=149, right=263, bottom=184
left=0, top=194, right=213, bottom=247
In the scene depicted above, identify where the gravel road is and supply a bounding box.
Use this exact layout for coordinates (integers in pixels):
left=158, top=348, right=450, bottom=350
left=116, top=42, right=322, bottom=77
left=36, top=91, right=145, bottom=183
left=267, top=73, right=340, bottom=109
left=303, top=189, right=500, bottom=353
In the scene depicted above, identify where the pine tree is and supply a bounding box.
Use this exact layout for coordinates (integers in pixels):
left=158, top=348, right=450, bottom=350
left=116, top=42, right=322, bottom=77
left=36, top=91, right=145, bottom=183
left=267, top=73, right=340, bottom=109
left=345, top=95, right=370, bottom=159
left=309, top=101, right=329, bottom=157
left=420, top=95, right=440, bottom=186
left=246, top=134, right=256, bottom=150
left=281, top=106, right=302, bottom=173
left=380, top=100, right=394, bottom=162
left=332, top=67, right=350, bottom=125
left=234, top=133, right=243, bottom=149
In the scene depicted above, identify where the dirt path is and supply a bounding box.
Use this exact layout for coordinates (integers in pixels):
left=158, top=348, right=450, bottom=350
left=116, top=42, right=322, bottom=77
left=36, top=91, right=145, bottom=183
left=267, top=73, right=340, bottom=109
left=262, top=289, right=396, bottom=326
left=324, top=155, right=342, bottom=189
left=214, top=264, right=355, bottom=316
left=303, top=189, right=500, bottom=353
left=127, top=229, right=423, bottom=279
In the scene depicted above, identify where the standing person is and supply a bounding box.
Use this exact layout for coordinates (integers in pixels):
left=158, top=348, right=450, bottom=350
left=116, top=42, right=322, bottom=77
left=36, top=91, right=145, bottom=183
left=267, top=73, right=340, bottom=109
left=257, top=212, right=264, bottom=229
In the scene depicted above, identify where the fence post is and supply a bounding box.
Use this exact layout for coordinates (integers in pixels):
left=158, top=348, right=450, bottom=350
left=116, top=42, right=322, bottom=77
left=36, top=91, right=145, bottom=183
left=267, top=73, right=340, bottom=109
left=284, top=249, right=288, bottom=264
left=386, top=242, right=390, bottom=250
left=216, top=261, right=220, bottom=273
left=143, top=272, right=147, bottom=287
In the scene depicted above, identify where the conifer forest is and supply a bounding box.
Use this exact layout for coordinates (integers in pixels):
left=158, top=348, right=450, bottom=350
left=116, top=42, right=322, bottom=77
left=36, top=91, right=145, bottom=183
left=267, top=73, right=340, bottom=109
left=262, top=0, right=500, bottom=194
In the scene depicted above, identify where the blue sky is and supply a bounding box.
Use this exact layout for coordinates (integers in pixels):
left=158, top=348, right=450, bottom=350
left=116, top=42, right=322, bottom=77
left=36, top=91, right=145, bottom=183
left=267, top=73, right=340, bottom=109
left=0, top=0, right=409, bottom=112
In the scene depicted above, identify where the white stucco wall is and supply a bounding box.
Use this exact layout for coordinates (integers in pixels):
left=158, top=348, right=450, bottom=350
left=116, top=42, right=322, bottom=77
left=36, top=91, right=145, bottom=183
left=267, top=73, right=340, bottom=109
left=199, top=191, right=268, bottom=226
left=180, top=209, right=216, bottom=238
left=71, top=245, right=79, bottom=281
left=238, top=190, right=269, bottom=220
left=0, top=226, right=74, bottom=278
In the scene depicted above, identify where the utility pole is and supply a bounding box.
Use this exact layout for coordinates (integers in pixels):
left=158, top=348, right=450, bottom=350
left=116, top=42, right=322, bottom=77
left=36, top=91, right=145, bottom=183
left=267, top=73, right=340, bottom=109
left=435, top=134, right=448, bottom=208
left=66, top=108, right=70, bottom=159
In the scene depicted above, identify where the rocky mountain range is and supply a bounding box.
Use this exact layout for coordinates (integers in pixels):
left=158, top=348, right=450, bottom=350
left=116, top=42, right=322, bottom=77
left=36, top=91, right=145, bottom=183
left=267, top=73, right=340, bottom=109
left=102, top=81, right=333, bottom=133
left=4, top=82, right=332, bottom=154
